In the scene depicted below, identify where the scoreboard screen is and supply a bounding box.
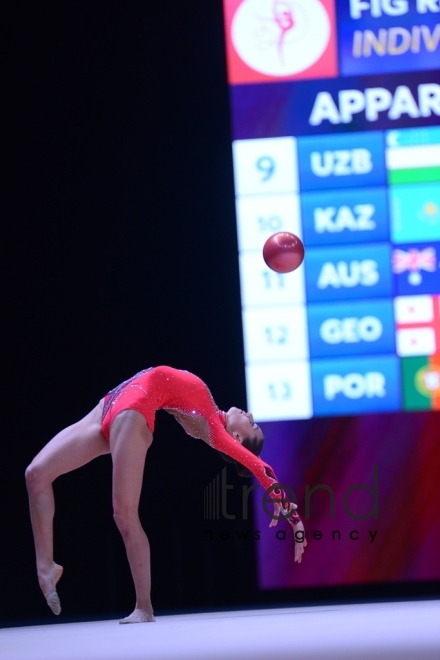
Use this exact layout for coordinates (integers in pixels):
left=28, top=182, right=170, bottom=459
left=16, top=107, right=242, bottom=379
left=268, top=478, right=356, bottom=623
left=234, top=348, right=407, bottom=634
left=222, top=0, right=440, bottom=421
left=221, top=1, right=440, bottom=593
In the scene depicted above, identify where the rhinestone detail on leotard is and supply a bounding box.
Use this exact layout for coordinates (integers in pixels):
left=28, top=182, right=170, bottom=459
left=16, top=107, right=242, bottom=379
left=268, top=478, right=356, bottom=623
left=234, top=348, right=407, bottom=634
left=101, top=366, right=301, bottom=527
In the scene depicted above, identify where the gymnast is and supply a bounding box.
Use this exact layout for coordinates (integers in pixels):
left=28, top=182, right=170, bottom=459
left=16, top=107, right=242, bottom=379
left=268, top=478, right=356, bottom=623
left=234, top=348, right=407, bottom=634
left=25, top=365, right=306, bottom=623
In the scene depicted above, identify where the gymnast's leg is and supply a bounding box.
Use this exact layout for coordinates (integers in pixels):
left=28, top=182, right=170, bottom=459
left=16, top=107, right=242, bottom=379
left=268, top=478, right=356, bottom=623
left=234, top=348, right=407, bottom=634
left=109, top=410, right=155, bottom=623
left=25, top=402, right=110, bottom=615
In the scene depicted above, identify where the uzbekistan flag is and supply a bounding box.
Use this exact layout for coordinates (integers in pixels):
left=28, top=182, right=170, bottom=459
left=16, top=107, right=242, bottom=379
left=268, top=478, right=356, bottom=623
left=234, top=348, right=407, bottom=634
left=386, top=126, right=440, bottom=185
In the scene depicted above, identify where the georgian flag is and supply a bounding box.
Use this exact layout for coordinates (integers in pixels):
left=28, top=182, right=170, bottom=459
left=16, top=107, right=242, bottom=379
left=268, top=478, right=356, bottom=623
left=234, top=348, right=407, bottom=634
left=394, top=295, right=440, bottom=356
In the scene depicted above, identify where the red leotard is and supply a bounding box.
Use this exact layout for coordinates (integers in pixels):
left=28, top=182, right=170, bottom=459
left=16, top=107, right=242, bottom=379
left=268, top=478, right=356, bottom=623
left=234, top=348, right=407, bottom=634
left=101, top=366, right=300, bottom=526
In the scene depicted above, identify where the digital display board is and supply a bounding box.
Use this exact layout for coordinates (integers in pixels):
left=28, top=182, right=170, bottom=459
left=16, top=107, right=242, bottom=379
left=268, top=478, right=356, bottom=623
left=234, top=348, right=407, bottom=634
left=222, top=1, right=440, bottom=593
left=223, top=0, right=440, bottom=421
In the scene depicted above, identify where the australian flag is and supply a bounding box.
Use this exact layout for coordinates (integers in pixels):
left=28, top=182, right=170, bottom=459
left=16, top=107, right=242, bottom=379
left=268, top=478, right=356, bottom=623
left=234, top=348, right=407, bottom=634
left=392, top=242, right=440, bottom=296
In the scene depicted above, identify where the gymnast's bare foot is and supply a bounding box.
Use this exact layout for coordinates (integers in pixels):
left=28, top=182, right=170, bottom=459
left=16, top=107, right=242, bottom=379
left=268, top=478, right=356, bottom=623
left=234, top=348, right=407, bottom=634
left=38, top=562, right=63, bottom=615
left=119, top=608, right=156, bottom=624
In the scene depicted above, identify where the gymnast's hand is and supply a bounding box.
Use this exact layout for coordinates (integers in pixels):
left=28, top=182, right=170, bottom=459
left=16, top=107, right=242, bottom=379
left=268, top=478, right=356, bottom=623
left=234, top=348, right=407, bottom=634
left=269, top=501, right=307, bottom=562
left=268, top=500, right=297, bottom=528
left=294, top=520, right=307, bottom=564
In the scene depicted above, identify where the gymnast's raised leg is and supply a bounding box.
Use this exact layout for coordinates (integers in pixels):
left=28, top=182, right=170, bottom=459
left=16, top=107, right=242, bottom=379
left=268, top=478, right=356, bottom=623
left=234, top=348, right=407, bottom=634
left=25, top=402, right=110, bottom=615
left=109, top=409, right=155, bottom=623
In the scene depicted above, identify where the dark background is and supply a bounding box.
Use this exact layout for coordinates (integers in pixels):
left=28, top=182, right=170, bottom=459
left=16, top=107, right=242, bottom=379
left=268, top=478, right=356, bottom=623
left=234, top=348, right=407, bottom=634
left=3, top=1, right=438, bottom=626
left=2, top=0, right=272, bottom=625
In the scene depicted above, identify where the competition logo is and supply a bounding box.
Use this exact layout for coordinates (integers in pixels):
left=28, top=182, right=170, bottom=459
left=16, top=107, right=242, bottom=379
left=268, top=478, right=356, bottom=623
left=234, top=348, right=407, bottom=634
left=232, top=0, right=330, bottom=76
left=223, top=0, right=338, bottom=84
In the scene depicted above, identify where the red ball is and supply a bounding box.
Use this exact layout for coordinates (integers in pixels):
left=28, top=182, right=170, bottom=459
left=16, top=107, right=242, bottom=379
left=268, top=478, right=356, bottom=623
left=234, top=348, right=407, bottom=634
left=262, top=232, right=305, bottom=273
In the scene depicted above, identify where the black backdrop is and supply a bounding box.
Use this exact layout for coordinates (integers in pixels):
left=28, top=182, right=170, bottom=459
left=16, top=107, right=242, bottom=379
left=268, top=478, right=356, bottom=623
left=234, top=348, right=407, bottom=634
left=4, top=0, right=254, bottom=624
left=3, top=1, right=437, bottom=627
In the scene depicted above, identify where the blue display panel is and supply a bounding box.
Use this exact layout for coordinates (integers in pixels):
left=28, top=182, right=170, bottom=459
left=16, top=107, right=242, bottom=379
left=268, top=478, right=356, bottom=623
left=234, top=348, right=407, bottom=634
left=337, top=0, right=440, bottom=77
left=301, top=186, right=389, bottom=246
left=297, top=131, right=386, bottom=190
left=307, top=299, right=396, bottom=357
left=223, top=0, right=440, bottom=420
left=311, top=354, right=401, bottom=415
left=305, top=243, right=393, bottom=302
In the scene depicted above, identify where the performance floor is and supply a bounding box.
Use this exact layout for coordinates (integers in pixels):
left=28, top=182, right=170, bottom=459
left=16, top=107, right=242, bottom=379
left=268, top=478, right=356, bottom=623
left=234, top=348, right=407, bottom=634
left=1, top=600, right=439, bottom=659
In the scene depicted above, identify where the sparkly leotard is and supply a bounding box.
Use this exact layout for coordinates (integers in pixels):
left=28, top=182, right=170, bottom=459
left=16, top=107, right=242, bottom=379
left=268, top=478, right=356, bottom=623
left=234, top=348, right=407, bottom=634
left=101, top=366, right=300, bottom=526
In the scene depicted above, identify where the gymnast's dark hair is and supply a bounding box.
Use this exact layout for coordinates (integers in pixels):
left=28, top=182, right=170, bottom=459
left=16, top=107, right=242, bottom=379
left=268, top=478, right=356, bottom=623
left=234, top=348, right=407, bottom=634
left=217, top=434, right=264, bottom=478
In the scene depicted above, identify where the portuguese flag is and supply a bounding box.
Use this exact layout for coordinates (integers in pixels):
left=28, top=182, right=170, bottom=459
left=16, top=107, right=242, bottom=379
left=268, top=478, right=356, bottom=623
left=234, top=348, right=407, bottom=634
left=401, top=355, right=440, bottom=411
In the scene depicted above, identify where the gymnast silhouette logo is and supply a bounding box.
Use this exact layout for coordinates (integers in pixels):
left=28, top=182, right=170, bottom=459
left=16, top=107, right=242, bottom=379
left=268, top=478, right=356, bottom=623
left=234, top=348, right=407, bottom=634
left=231, top=0, right=331, bottom=77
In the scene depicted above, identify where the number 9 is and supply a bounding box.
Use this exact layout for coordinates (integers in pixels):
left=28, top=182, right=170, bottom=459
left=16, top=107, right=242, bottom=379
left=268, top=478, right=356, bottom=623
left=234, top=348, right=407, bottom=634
left=256, top=155, right=275, bottom=182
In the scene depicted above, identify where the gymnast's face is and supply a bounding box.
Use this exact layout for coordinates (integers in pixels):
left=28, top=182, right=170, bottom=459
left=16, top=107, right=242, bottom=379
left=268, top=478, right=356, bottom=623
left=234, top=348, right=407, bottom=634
left=226, top=407, right=263, bottom=444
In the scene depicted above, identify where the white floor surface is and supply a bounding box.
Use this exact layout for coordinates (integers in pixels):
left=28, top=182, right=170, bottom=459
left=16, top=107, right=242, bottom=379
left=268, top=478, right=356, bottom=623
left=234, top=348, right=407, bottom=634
left=1, top=600, right=439, bottom=660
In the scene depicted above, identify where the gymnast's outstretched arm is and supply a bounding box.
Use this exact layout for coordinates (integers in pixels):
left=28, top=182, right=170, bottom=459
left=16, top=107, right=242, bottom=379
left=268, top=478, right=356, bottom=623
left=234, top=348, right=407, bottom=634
left=209, top=427, right=307, bottom=563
